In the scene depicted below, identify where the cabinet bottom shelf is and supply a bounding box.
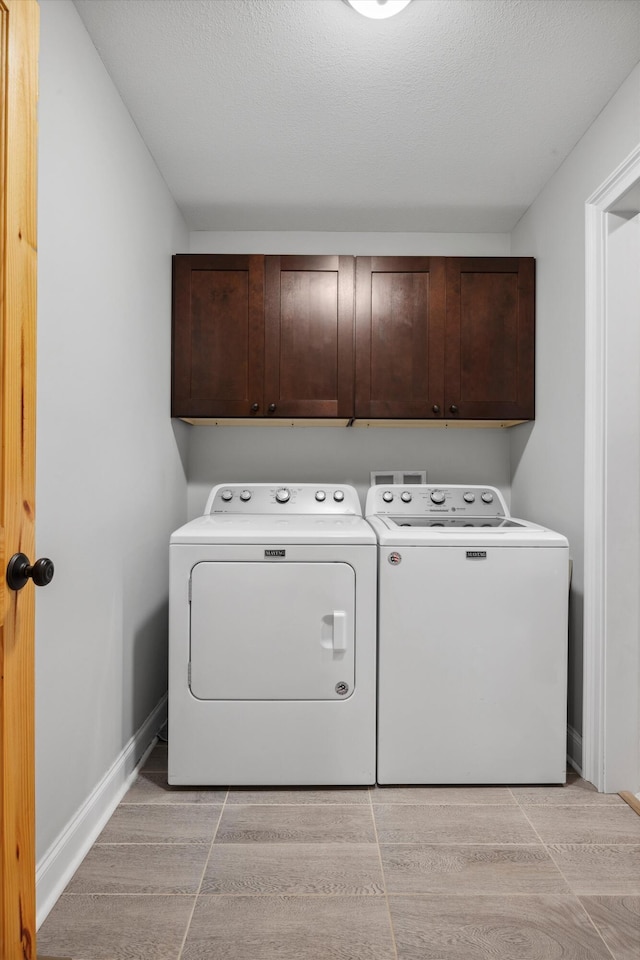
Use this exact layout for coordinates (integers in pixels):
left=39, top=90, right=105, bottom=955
left=177, top=417, right=530, bottom=428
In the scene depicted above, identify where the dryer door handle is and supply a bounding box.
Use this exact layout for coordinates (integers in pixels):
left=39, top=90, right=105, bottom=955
left=333, top=610, right=347, bottom=652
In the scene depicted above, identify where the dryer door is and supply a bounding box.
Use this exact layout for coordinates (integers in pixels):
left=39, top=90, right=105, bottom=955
left=189, top=561, right=355, bottom=700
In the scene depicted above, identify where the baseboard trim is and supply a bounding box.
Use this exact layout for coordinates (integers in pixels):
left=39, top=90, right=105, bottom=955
left=36, top=694, right=168, bottom=929
left=567, top=723, right=583, bottom=776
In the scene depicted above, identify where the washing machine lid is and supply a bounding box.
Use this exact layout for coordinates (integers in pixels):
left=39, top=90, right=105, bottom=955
left=366, top=514, right=568, bottom=547
left=171, top=513, right=376, bottom=545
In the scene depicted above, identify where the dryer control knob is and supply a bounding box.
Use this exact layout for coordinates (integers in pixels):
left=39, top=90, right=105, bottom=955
left=333, top=489, right=345, bottom=502
left=481, top=491, right=494, bottom=504
left=463, top=492, right=476, bottom=503
left=315, top=490, right=326, bottom=501
left=221, top=489, right=233, bottom=502
left=401, top=491, right=413, bottom=503
left=240, top=490, right=252, bottom=502
left=382, top=491, right=394, bottom=503
left=430, top=490, right=446, bottom=504
left=275, top=488, right=290, bottom=503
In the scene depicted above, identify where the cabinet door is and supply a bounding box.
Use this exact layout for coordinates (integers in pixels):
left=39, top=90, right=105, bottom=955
left=264, top=255, right=354, bottom=418
left=172, top=254, right=264, bottom=417
left=355, top=257, right=446, bottom=418
left=445, top=258, right=535, bottom=420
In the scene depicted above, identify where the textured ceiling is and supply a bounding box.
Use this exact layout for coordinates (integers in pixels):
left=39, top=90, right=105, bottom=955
left=71, top=0, right=640, bottom=232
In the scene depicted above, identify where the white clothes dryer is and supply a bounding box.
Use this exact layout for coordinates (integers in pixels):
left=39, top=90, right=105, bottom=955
left=366, top=484, right=570, bottom=785
left=169, top=483, right=376, bottom=785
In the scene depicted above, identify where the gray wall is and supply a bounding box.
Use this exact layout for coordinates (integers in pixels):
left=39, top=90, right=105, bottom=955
left=36, top=0, right=189, bottom=863
left=509, top=61, right=640, bottom=762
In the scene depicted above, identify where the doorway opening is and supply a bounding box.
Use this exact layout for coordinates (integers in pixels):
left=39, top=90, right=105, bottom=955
left=584, top=143, right=640, bottom=793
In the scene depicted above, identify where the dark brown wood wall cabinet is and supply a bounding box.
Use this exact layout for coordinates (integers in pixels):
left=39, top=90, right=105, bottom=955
left=172, top=254, right=353, bottom=419
left=172, top=254, right=535, bottom=423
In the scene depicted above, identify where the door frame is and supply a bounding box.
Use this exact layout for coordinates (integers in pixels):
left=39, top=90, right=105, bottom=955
left=584, top=142, right=640, bottom=793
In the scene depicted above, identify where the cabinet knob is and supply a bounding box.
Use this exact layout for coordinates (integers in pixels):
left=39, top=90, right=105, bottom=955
left=250, top=403, right=259, bottom=413
left=268, top=403, right=277, bottom=413
left=449, top=404, right=459, bottom=414
left=432, top=404, right=440, bottom=414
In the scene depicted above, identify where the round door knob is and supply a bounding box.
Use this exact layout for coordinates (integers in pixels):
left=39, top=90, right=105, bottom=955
left=449, top=404, right=459, bottom=414
left=6, top=553, right=55, bottom=591
left=250, top=403, right=259, bottom=413
left=432, top=405, right=440, bottom=414
left=268, top=403, right=277, bottom=413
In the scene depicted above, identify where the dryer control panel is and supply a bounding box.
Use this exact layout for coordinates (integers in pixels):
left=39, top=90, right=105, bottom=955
left=365, top=484, right=509, bottom=518
left=205, top=483, right=363, bottom=516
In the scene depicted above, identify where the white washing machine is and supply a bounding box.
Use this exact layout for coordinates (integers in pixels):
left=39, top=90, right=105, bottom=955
left=169, top=483, right=377, bottom=785
left=365, top=484, right=570, bottom=785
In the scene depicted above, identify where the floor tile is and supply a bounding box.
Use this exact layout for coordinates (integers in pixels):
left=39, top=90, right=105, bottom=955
left=182, top=895, right=396, bottom=960
left=123, top=771, right=227, bottom=804
left=373, top=803, right=538, bottom=844
left=380, top=843, right=569, bottom=894
left=548, top=844, right=640, bottom=895
left=580, top=896, right=640, bottom=960
left=97, top=802, right=221, bottom=844
left=202, top=842, right=384, bottom=895
left=522, top=804, right=640, bottom=844
left=215, top=803, right=376, bottom=843
left=65, top=843, right=209, bottom=894
left=227, top=786, right=370, bottom=804
left=36, top=893, right=195, bottom=960
left=388, top=894, right=611, bottom=959
left=511, top=779, right=624, bottom=805
left=372, top=785, right=516, bottom=804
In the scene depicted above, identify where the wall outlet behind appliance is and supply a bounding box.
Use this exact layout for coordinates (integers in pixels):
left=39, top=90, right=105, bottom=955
left=370, top=470, right=427, bottom=486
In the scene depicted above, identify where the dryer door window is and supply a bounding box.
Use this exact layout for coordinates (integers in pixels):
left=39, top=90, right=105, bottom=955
left=189, top=561, right=355, bottom=700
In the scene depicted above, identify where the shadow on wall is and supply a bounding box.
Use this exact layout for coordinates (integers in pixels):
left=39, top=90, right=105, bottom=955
left=127, top=600, right=169, bottom=737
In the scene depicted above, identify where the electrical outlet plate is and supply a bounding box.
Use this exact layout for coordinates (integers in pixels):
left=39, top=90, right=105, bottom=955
left=370, top=470, right=427, bottom=486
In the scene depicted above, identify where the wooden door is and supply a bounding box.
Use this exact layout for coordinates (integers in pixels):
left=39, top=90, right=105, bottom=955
left=444, top=257, right=535, bottom=420
left=354, top=257, right=446, bottom=419
left=172, top=254, right=265, bottom=418
left=264, top=255, right=354, bottom=418
left=0, top=1, right=39, bottom=958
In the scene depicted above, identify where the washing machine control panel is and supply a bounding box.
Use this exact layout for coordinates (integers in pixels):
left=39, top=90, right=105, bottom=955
left=365, top=484, right=509, bottom=518
left=205, top=483, right=363, bottom=515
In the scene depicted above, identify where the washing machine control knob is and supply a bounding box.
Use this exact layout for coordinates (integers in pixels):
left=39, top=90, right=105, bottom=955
left=221, top=489, right=233, bottom=502
left=240, top=490, right=252, bottom=502
left=382, top=491, right=394, bottom=503
left=401, top=491, right=413, bottom=503
left=430, top=490, right=446, bottom=504
left=463, top=492, right=476, bottom=503
left=315, top=490, right=326, bottom=502
left=275, top=488, right=291, bottom=503
left=481, top=491, right=494, bottom=504
left=333, top=489, right=345, bottom=502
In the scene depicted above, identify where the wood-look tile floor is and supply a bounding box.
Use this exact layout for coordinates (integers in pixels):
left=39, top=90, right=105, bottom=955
left=37, top=745, right=640, bottom=960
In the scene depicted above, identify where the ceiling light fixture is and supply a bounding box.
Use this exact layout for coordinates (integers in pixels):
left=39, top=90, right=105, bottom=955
left=345, top=0, right=412, bottom=20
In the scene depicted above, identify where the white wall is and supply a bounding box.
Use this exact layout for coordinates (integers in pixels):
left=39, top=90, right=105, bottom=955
left=510, top=61, right=640, bottom=765
left=186, top=230, right=512, bottom=519
left=36, top=0, right=189, bottom=898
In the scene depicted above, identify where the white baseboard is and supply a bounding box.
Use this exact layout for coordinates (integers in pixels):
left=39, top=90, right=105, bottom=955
left=567, top=723, right=583, bottom=776
left=36, top=694, right=168, bottom=929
